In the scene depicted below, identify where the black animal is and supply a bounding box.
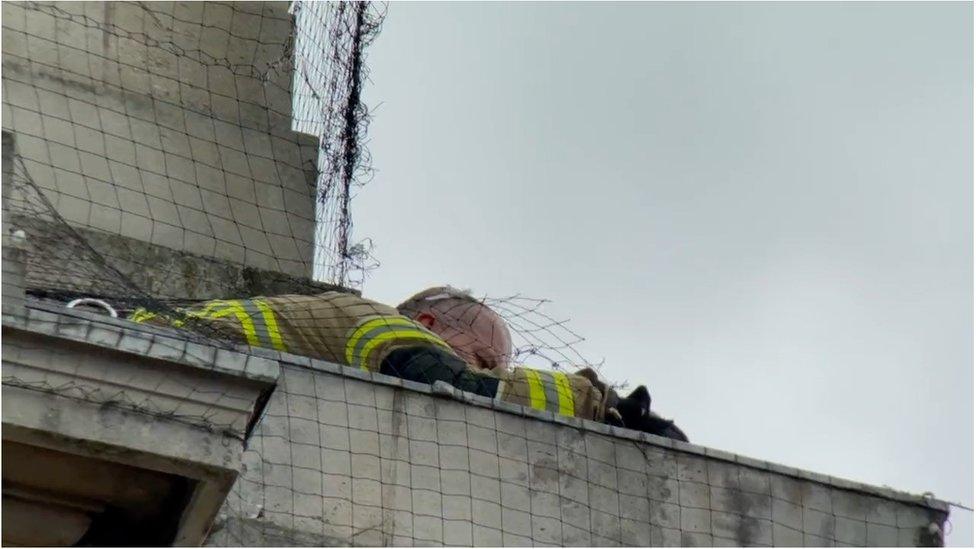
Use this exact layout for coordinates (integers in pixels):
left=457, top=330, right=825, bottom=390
left=576, top=369, right=689, bottom=442
left=641, top=408, right=689, bottom=442
left=610, top=386, right=689, bottom=442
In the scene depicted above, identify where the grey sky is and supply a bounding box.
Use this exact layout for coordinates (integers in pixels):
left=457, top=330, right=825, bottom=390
left=351, top=2, right=973, bottom=544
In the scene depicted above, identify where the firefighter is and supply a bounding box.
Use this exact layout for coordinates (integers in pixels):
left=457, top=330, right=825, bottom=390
left=394, top=287, right=610, bottom=421
left=395, top=286, right=513, bottom=375
left=129, top=289, right=498, bottom=396
left=394, top=287, right=675, bottom=434
left=127, top=287, right=683, bottom=438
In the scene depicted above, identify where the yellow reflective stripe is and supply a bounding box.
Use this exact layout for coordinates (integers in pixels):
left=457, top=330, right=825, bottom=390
left=186, top=300, right=259, bottom=346
left=226, top=301, right=259, bottom=347
left=129, top=308, right=156, bottom=323
left=345, top=316, right=419, bottom=365
left=182, top=301, right=229, bottom=321
left=552, top=371, right=575, bottom=417
left=357, top=329, right=452, bottom=371
left=131, top=308, right=181, bottom=328
left=131, top=300, right=274, bottom=350
left=200, top=307, right=235, bottom=319
left=253, top=299, right=287, bottom=352
left=523, top=368, right=548, bottom=411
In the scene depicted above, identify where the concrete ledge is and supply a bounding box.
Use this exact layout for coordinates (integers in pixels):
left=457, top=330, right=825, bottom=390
left=8, top=298, right=946, bottom=547
left=3, top=388, right=238, bottom=545
left=266, top=347, right=950, bottom=516
left=215, top=361, right=949, bottom=547
left=22, top=300, right=944, bottom=516
left=7, top=300, right=280, bottom=388
left=206, top=516, right=353, bottom=547
left=2, top=300, right=284, bottom=545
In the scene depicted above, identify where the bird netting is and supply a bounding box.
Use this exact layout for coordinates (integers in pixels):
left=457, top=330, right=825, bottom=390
left=0, top=0, right=611, bottom=385
left=1, top=2, right=948, bottom=547
left=2, top=0, right=381, bottom=294
left=0, top=0, right=616, bottom=457
left=291, top=0, right=382, bottom=287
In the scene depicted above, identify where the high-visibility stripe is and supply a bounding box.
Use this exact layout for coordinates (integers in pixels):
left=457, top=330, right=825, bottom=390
left=348, top=323, right=413, bottom=366
left=200, top=306, right=237, bottom=319
left=517, top=368, right=576, bottom=417
left=253, top=299, right=287, bottom=351
left=228, top=301, right=260, bottom=347
left=130, top=308, right=179, bottom=327
left=537, top=370, right=562, bottom=414
left=187, top=299, right=230, bottom=318
left=494, top=380, right=507, bottom=402
left=183, top=300, right=259, bottom=346
left=523, top=368, right=547, bottom=412
left=129, top=308, right=156, bottom=323
left=240, top=299, right=277, bottom=349
left=162, top=299, right=286, bottom=351
left=357, top=329, right=453, bottom=371
left=130, top=308, right=182, bottom=327
left=345, top=317, right=419, bottom=364
left=552, top=371, right=576, bottom=417
left=184, top=300, right=233, bottom=320
left=130, top=299, right=284, bottom=351
left=346, top=316, right=451, bottom=367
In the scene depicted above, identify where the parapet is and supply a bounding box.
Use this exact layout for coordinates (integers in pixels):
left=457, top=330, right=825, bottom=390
left=206, top=342, right=950, bottom=547
left=1, top=293, right=949, bottom=546
left=2, top=300, right=278, bottom=545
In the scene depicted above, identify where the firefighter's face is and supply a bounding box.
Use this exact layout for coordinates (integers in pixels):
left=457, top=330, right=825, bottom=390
left=414, top=300, right=512, bottom=374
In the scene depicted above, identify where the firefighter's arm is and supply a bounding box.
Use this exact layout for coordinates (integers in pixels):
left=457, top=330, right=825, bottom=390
left=380, top=346, right=500, bottom=398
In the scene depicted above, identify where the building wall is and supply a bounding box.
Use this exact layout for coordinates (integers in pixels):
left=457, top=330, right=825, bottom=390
left=206, top=356, right=948, bottom=547
left=1, top=4, right=952, bottom=547
left=1, top=1, right=319, bottom=279
left=1, top=298, right=281, bottom=546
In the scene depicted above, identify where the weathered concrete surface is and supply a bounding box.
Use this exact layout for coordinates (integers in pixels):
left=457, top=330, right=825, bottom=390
left=207, top=355, right=950, bottom=547
left=3, top=440, right=191, bottom=546
left=3, top=129, right=351, bottom=301
left=11, top=215, right=351, bottom=301
left=2, top=1, right=319, bottom=278
left=2, top=303, right=280, bottom=545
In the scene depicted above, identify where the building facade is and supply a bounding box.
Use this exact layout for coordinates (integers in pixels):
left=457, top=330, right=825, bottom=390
left=1, top=2, right=950, bottom=546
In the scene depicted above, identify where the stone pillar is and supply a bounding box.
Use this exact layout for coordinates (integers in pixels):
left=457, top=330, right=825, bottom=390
left=2, top=1, right=320, bottom=286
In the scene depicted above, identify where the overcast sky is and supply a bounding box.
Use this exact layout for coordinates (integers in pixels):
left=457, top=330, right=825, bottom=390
left=350, top=2, right=973, bottom=544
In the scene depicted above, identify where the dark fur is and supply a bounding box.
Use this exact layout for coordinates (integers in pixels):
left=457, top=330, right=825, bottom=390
left=639, top=410, right=689, bottom=442
left=576, top=368, right=688, bottom=442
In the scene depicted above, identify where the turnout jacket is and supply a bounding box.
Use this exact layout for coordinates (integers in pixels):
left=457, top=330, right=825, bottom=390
left=130, top=292, right=458, bottom=372
left=129, top=293, right=611, bottom=423
left=495, top=366, right=609, bottom=422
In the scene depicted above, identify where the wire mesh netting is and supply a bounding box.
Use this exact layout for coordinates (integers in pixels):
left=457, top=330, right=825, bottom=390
left=291, top=1, right=382, bottom=286
left=2, top=140, right=947, bottom=546
left=206, top=362, right=946, bottom=547
left=0, top=1, right=949, bottom=547
left=2, top=0, right=382, bottom=290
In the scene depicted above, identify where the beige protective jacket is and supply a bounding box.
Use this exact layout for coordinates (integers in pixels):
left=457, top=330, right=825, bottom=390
left=130, top=291, right=458, bottom=372
left=495, top=366, right=608, bottom=422
left=131, top=293, right=609, bottom=421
